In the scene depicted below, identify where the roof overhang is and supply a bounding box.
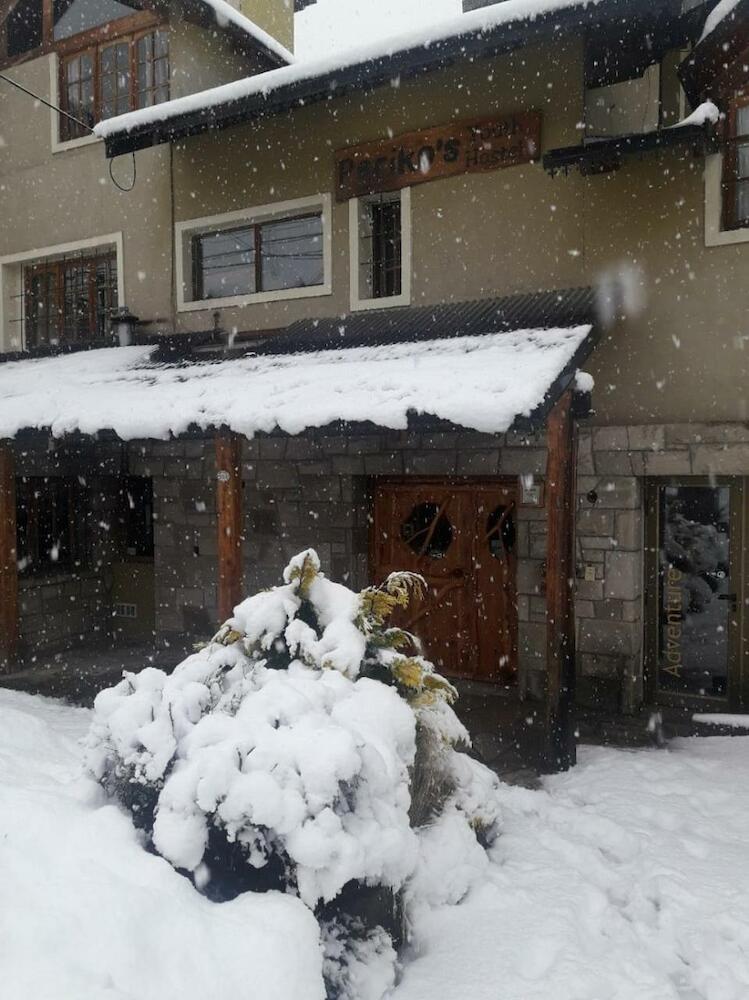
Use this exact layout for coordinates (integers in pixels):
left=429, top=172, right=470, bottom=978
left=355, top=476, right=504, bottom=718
left=679, top=0, right=749, bottom=105
left=543, top=122, right=716, bottom=175
left=100, top=0, right=691, bottom=158
left=0, top=298, right=600, bottom=442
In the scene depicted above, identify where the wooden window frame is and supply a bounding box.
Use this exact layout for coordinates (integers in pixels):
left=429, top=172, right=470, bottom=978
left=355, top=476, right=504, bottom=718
left=721, top=90, right=749, bottom=233
left=192, top=212, right=325, bottom=302
left=23, top=249, right=117, bottom=349
left=0, top=0, right=163, bottom=71
left=58, top=24, right=169, bottom=141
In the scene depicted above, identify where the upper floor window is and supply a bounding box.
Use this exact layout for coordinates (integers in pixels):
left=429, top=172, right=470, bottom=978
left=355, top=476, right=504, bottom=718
left=1, top=0, right=158, bottom=72
left=23, top=249, right=118, bottom=349
left=349, top=188, right=411, bottom=311
left=191, top=213, right=325, bottom=302
left=60, top=28, right=169, bottom=140
left=722, top=95, right=749, bottom=232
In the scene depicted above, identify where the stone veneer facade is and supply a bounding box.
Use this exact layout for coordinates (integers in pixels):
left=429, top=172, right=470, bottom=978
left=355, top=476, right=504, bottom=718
left=10, top=421, right=749, bottom=715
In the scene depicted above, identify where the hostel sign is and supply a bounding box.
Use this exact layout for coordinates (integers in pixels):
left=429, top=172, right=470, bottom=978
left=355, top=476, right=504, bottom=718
left=334, top=111, right=542, bottom=202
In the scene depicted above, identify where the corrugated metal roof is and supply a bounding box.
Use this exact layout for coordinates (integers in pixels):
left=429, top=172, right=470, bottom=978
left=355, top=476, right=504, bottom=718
left=256, top=287, right=597, bottom=355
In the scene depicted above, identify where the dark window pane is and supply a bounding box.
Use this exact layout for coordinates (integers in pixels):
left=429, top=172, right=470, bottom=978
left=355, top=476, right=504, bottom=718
left=195, top=228, right=256, bottom=299
left=16, top=477, right=89, bottom=576
left=259, top=214, right=324, bottom=292
left=24, top=252, right=116, bottom=348
left=7, top=0, right=43, bottom=58
left=136, top=30, right=170, bottom=109
left=100, top=42, right=131, bottom=119
left=656, top=485, right=732, bottom=699
left=359, top=196, right=402, bottom=299
left=53, top=0, right=142, bottom=40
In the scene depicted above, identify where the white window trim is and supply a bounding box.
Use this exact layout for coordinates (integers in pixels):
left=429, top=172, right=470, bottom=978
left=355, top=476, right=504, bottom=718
left=49, top=54, right=102, bottom=154
left=705, top=152, right=749, bottom=248
left=0, top=233, right=124, bottom=352
left=175, top=194, right=333, bottom=313
left=349, top=186, right=412, bottom=312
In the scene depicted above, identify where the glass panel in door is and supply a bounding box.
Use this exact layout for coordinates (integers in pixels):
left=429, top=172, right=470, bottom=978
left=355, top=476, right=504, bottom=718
left=656, top=484, right=734, bottom=699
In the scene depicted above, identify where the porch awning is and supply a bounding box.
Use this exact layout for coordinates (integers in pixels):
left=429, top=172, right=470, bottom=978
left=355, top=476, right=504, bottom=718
left=0, top=324, right=595, bottom=442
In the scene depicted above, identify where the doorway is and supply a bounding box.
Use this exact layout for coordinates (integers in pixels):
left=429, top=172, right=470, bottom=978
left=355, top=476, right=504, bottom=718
left=645, top=479, right=745, bottom=708
left=372, top=480, right=518, bottom=683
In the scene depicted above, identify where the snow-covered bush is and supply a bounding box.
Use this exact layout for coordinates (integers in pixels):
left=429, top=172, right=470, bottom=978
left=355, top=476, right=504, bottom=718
left=87, top=550, right=499, bottom=997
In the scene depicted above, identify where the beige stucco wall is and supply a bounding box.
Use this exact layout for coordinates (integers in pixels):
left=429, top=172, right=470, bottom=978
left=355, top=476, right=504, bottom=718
left=1, top=28, right=747, bottom=425
left=167, top=36, right=748, bottom=425
left=0, top=19, right=267, bottom=351
left=236, top=0, right=293, bottom=52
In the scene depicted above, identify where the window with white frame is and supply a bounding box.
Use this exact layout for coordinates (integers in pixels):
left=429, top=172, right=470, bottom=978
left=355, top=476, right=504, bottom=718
left=177, top=196, right=331, bottom=310
left=350, top=188, right=411, bottom=310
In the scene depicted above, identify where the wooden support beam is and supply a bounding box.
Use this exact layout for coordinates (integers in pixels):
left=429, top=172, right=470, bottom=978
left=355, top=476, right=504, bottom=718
left=215, top=430, right=244, bottom=623
left=0, top=441, right=18, bottom=671
left=542, top=390, right=577, bottom=773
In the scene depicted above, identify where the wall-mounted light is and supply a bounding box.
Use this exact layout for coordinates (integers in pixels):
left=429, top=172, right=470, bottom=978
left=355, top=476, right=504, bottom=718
left=110, top=306, right=139, bottom=347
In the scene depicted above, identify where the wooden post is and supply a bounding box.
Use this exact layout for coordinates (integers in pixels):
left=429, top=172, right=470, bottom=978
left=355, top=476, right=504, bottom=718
left=542, top=390, right=577, bottom=773
left=0, top=442, right=19, bottom=671
left=215, top=430, right=244, bottom=623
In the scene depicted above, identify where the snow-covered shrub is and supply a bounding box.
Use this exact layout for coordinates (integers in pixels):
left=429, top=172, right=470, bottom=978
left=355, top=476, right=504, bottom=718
left=87, top=550, right=499, bottom=997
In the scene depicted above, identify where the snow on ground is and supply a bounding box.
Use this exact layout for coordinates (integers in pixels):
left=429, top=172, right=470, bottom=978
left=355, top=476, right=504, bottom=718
left=4, top=687, right=749, bottom=1000
left=0, top=326, right=590, bottom=440
left=400, top=741, right=749, bottom=1000
left=0, top=690, right=324, bottom=1000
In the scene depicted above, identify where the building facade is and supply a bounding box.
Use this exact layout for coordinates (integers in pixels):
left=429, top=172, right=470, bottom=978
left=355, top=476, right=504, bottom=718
left=1, top=0, right=748, bottom=742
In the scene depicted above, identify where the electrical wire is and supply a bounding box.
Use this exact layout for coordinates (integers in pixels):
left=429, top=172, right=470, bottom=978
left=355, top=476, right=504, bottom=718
left=0, top=70, right=137, bottom=192
left=109, top=153, right=137, bottom=192
left=0, top=70, right=92, bottom=133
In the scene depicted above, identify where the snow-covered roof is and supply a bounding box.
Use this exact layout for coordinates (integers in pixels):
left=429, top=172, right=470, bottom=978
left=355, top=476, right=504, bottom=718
left=698, top=0, right=743, bottom=42
left=95, top=0, right=605, bottom=143
left=196, top=0, right=294, bottom=66
left=0, top=326, right=593, bottom=441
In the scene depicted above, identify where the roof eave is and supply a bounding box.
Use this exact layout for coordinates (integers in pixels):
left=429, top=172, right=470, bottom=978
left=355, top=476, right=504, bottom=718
left=678, top=0, right=749, bottom=105
left=104, top=0, right=688, bottom=158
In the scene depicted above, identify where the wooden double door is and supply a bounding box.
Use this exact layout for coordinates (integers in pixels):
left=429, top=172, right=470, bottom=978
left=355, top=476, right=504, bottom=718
left=372, top=481, right=518, bottom=683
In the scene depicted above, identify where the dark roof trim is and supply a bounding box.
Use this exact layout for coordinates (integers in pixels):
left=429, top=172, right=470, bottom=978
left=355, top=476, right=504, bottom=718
left=679, top=0, right=749, bottom=105
left=542, top=123, right=715, bottom=175
left=104, top=0, right=689, bottom=157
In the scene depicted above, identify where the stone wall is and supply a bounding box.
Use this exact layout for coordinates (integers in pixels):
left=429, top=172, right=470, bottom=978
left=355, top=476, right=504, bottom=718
left=241, top=425, right=550, bottom=696
left=574, top=422, right=749, bottom=713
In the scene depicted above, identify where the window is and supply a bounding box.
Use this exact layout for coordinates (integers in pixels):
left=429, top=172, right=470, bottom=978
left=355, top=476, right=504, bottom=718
left=722, top=95, right=749, bottom=232
left=117, top=476, right=154, bottom=559
left=59, top=28, right=169, bottom=140
left=16, top=477, right=89, bottom=575
left=359, top=193, right=402, bottom=299
left=1, top=0, right=152, bottom=68
left=349, top=188, right=411, bottom=310
left=23, top=250, right=118, bottom=348
left=136, top=29, right=169, bottom=108
left=192, top=213, right=324, bottom=302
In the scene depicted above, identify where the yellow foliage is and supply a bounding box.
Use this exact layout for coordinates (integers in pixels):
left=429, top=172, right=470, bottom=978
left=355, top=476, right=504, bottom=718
left=391, top=657, right=426, bottom=690
left=287, top=553, right=319, bottom=597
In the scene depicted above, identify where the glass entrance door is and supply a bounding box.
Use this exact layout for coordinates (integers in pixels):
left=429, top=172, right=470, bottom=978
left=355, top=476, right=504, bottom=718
left=648, top=481, right=743, bottom=703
